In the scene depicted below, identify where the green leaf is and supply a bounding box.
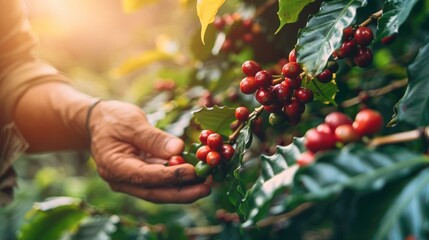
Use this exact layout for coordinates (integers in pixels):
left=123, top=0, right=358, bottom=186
left=375, top=0, right=420, bottom=42
left=302, top=79, right=338, bottom=105
left=122, top=0, right=158, bottom=14
left=296, top=0, right=367, bottom=76
left=242, top=138, right=305, bottom=227
left=334, top=168, right=429, bottom=240
left=196, top=0, right=225, bottom=44
left=284, top=144, right=429, bottom=212
left=226, top=123, right=253, bottom=218
left=19, top=197, right=89, bottom=240
left=192, top=106, right=236, bottom=136
left=72, top=216, right=120, bottom=240
left=277, top=0, right=316, bottom=33
left=391, top=39, right=429, bottom=127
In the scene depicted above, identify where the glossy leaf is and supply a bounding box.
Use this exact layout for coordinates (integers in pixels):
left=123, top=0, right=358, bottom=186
left=277, top=0, right=315, bottom=33
left=391, top=39, right=429, bottom=127
left=375, top=0, right=419, bottom=42
left=122, top=0, right=158, bottom=14
left=192, top=105, right=236, bottom=136
left=296, top=0, right=367, bottom=76
left=196, top=0, right=225, bottom=44
left=334, top=168, right=429, bottom=240
left=242, top=138, right=305, bottom=227
left=283, top=144, right=429, bottom=212
left=19, top=197, right=89, bottom=240
left=71, top=215, right=120, bottom=240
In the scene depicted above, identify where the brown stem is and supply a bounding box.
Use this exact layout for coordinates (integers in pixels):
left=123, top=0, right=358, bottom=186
left=341, top=79, right=408, bottom=108
left=228, top=105, right=264, bottom=143
left=255, top=203, right=313, bottom=228
left=368, top=127, right=429, bottom=147
left=272, top=77, right=284, bottom=85
left=185, top=225, right=223, bottom=236
left=254, top=0, right=277, bottom=18
left=359, top=10, right=383, bottom=27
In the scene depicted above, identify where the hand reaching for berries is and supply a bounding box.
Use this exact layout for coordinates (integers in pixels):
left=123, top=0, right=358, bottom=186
left=88, top=100, right=211, bottom=203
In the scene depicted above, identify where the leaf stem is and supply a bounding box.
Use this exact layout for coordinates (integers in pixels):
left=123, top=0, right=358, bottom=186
left=368, top=127, right=429, bottom=147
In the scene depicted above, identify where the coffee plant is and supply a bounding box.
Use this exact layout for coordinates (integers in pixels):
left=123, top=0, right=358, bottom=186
left=7, top=0, right=429, bottom=239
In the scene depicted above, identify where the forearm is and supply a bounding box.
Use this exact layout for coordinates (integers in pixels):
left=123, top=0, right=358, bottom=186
left=13, top=82, right=94, bottom=152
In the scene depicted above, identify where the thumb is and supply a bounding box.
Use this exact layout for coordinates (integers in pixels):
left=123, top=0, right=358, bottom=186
left=132, top=125, right=184, bottom=159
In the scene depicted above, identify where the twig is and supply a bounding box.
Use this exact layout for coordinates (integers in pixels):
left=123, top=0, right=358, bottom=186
left=368, top=127, right=429, bottom=147
left=341, top=79, right=408, bottom=108
left=228, top=105, right=264, bottom=143
left=254, top=0, right=277, bottom=18
left=359, top=10, right=383, bottom=27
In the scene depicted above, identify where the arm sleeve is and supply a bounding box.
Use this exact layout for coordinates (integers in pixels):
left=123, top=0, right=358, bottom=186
left=0, top=0, right=70, bottom=205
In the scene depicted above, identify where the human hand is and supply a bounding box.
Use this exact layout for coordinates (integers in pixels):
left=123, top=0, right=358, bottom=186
left=88, top=100, right=211, bottom=203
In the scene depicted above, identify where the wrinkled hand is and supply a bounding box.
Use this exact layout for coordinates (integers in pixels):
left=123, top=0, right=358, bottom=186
left=88, top=100, right=211, bottom=203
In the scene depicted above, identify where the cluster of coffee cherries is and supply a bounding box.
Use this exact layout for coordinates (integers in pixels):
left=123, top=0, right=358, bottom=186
left=240, top=58, right=313, bottom=127
left=297, top=109, right=383, bottom=167
left=335, top=26, right=374, bottom=67
left=213, top=13, right=261, bottom=53
left=194, top=130, right=235, bottom=179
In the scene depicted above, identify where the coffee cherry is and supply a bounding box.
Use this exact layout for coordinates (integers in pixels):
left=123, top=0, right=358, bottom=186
left=354, top=47, right=373, bottom=68
left=199, top=130, right=214, bottom=145
left=195, top=161, right=212, bottom=178
left=196, top=145, right=211, bottom=161
left=254, top=70, right=273, bottom=88
left=289, top=49, right=297, bottom=62
left=269, top=112, right=287, bottom=127
left=354, top=27, right=373, bottom=46
left=296, top=151, right=315, bottom=167
left=352, top=109, right=383, bottom=136
left=168, top=155, right=186, bottom=166
left=283, top=77, right=302, bottom=89
left=240, top=77, right=258, bottom=94
left=242, top=19, right=253, bottom=30
left=221, top=38, right=234, bottom=52
left=221, top=144, right=235, bottom=160
left=282, top=62, right=302, bottom=78
left=207, top=133, right=223, bottom=150
left=326, top=61, right=339, bottom=73
left=342, top=26, right=355, bottom=40
left=316, top=69, right=333, bottom=83
left=335, top=124, right=361, bottom=144
left=325, top=112, right=353, bottom=131
left=340, top=39, right=357, bottom=57
left=213, top=16, right=226, bottom=30
left=242, top=60, right=262, bottom=77
left=295, top=87, right=313, bottom=103
left=242, top=33, right=254, bottom=43
left=305, top=128, right=336, bottom=153
left=264, top=103, right=283, bottom=113
left=235, top=106, right=250, bottom=122
left=255, top=88, right=273, bottom=105
left=381, top=34, right=397, bottom=45
left=316, top=123, right=334, bottom=135
left=206, top=151, right=222, bottom=167
left=273, top=83, right=292, bottom=103
left=283, top=99, right=305, bottom=117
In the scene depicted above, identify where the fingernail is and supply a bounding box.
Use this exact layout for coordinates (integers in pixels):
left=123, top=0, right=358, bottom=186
left=165, top=138, right=183, bottom=154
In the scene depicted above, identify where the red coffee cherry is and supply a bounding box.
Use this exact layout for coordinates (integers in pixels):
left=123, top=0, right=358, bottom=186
left=235, top=106, right=250, bottom=122
left=199, top=129, right=215, bottom=145
left=304, top=128, right=336, bottom=153
left=354, top=27, right=374, bottom=46
left=254, top=70, right=273, bottom=88
left=221, top=38, right=234, bottom=52
left=316, top=69, right=333, bottom=83
left=206, top=151, right=222, bottom=167
left=352, top=109, right=383, bottom=136
left=255, top=88, right=273, bottom=106
left=242, top=33, right=254, bottom=43
left=168, top=155, right=186, bottom=166
left=207, top=133, right=223, bottom=151
left=221, top=144, right=235, bottom=160
left=282, top=62, right=302, bottom=78
left=325, top=112, right=353, bottom=131
left=242, top=60, right=262, bottom=77
left=213, top=16, right=226, bottom=30
left=326, top=61, right=339, bottom=73
left=242, top=19, right=253, bottom=30
left=240, top=77, right=258, bottom=94
left=340, top=39, right=357, bottom=57
left=196, top=145, right=211, bottom=161
left=354, top=47, right=373, bottom=68
left=282, top=76, right=302, bottom=89
left=381, top=34, right=397, bottom=45
left=283, top=98, right=305, bottom=117
left=273, top=83, right=293, bottom=104
left=342, top=26, right=355, bottom=40
left=335, top=124, right=361, bottom=144
left=264, top=103, right=283, bottom=113
left=289, top=48, right=297, bottom=63
left=296, top=151, right=315, bottom=167
left=295, top=87, right=313, bottom=103
left=316, top=123, right=334, bottom=135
